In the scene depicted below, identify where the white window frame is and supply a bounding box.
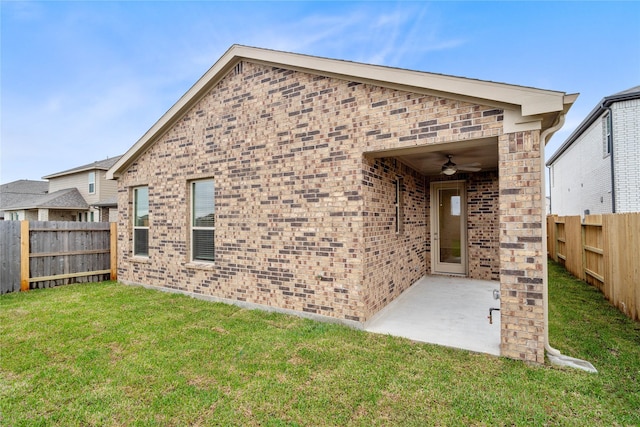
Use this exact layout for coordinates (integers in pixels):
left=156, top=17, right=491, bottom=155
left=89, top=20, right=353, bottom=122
left=603, top=114, right=612, bottom=157
left=133, top=186, right=149, bottom=257
left=88, top=171, right=96, bottom=194
left=191, top=179, right=215, bottom=262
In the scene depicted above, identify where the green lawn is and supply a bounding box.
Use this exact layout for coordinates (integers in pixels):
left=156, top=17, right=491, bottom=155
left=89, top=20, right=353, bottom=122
left=1, top=261, right=638, bottom=426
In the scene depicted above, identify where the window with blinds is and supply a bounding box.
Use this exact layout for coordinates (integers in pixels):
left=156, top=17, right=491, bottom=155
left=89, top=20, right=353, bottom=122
left=133, top=186, right=149, bottom=256
left=191, top=180, right=215, bottom=262
left=88, top=172, right=96, bottom=194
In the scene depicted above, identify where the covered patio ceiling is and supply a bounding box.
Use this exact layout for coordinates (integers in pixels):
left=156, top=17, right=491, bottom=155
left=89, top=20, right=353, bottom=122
left=366, top=137, right=499, bottom=176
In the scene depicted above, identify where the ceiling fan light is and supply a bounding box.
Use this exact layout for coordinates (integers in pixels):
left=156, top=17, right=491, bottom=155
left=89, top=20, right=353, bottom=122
left=442, top=167, right=456, bottom=175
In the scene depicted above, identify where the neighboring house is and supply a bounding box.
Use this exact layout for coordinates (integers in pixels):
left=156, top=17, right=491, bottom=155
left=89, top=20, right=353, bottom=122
left=547, top=86, right=640, bottom=216
left=0, top=180, right=49, bottom=220
left=107, top=45, right=576, bottom=363
left=2, top=156, right=122, bottom=222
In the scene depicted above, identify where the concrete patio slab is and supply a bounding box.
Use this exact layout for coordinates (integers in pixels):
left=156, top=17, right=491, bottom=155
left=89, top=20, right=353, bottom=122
left=365, top=275, right=501, bottom=356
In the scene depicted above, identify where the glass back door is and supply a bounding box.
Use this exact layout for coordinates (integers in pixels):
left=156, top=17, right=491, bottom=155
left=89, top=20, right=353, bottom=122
left=431, top=181, right=466, bottom=275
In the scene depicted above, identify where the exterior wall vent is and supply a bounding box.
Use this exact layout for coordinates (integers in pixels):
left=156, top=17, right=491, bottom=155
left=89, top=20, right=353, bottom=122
left=234, top=61, right=243, bottom=76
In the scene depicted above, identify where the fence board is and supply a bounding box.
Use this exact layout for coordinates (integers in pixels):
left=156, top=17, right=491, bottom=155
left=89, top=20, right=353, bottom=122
left=567, top=216, right=584, bottom=280
left=546, top=215, right=557, bottom=262
left=583, top=215, right=604, bottom=291
left=603, top=214, right=640, bottom=320
left=0, top=221, right=21, bottom=294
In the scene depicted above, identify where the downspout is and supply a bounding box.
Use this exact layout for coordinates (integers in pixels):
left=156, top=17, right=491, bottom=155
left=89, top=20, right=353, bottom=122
left=541, top=113, right=597, bottom=373
left=605, top=106, right=616, bottom=213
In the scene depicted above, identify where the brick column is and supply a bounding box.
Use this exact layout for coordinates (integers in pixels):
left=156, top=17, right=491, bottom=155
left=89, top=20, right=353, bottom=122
left=498, top=130, right=546, bottom=364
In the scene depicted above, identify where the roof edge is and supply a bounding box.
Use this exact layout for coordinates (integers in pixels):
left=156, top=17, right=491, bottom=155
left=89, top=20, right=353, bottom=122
left=546, top=87, right=640, bottom=166
left=108, top=44, right=574, bottom=179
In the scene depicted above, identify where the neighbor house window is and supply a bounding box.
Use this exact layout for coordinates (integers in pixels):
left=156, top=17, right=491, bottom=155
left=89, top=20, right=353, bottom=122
left=88, top=172, right=96, bottom=194
left=603, top=114, right=612, bottom=156
left=133, top=186, right=149, bottom=256
left=191, top=179, right=215, bottom=262
left=395, top=177, right=404, bottom=234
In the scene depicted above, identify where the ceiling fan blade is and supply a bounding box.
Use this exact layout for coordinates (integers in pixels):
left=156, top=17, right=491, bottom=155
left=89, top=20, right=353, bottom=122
left=458, top=166, right=481, bottom=172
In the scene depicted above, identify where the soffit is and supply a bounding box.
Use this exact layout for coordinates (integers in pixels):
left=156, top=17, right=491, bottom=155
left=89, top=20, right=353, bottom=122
left=366, top=137, right=498, bottom=177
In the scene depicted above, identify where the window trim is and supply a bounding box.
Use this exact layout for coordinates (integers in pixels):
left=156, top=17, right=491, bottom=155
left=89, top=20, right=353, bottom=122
left=133, top=186, right=149, bottom=257
left=190, top=179, right=215, bottom=263
left=88, top=171, right=96, bottom=194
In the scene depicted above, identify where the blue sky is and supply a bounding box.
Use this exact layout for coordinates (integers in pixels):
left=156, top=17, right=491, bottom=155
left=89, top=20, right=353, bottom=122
left=1, top=1, right=639, bottom=184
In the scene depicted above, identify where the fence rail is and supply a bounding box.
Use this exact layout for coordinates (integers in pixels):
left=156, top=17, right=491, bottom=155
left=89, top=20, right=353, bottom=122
left=1, top=221, right=116, bottom=294
left=547, top=213, right=640, bottom=321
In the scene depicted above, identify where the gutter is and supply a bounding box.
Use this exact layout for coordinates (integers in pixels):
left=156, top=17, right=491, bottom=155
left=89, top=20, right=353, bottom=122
left=541, top=113, right=597, bottom=373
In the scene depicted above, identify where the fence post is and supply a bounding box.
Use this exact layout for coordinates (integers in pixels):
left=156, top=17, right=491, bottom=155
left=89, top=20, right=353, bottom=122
left=20, top=220, right=29, bottom=291
left=581, top=220, right=587, bottom=281
left=110, top=222, right=117, bottom=281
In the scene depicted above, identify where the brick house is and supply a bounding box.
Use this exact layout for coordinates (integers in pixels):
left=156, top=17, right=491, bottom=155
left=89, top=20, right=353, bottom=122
left=547, top=86, right=640, bottom=216
left=107, top=45, right=576, bottom=363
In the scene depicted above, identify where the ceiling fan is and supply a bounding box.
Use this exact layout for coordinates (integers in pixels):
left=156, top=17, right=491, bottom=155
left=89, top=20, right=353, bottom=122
left=441, top=154, right=481, bottom=175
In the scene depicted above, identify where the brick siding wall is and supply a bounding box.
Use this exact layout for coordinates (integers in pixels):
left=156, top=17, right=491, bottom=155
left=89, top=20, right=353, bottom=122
left=116, top=60, right=546, bottom=362
left=361, top=157, right=427, bottom=320
left=612, top=98, right=640, bottom=212
left=498, top=131, right=546, bottom=363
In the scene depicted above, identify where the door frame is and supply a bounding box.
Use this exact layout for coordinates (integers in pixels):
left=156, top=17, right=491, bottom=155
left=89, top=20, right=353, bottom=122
left=430, top=180, right=468, bottom=275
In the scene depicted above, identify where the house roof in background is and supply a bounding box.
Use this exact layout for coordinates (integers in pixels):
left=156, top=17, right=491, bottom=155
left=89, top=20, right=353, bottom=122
left=107, top=44, right=577, bottom=179
left=547, top=85, right=640, bottom=165
left=2, top=188, right=89, bottom=211
left=43, top=155, right=123, bottom=180
left=0, top=180, right=49, bottom=210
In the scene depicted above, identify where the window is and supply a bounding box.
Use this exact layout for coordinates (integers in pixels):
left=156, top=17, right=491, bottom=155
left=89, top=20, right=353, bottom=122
left=450, top=195, right=461, bottom=216
left=395, top=177, right=404, bottom=234
left=133, top=187, right=149, bottom=256
left=603, top=114, right=612, bottom=156
left=191, top=180, right=215, bottom=262
left=88, top=172, right=96, bottom=194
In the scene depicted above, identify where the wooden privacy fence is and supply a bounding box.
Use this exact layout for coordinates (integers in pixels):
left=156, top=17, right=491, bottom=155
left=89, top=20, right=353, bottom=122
left=0, top=221, right=116, bottom=294
left=547, top=213, right=640, bottom=321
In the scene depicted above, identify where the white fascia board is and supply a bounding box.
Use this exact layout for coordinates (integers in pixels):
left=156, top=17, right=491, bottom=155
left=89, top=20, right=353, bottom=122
left=239, top=45, right=566, bottom=114
left=503, top=109, right=543, bottom=133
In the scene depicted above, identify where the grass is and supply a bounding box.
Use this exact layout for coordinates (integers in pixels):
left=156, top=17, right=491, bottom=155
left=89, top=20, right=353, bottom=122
left=1, top=261, right=638, bottom=426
